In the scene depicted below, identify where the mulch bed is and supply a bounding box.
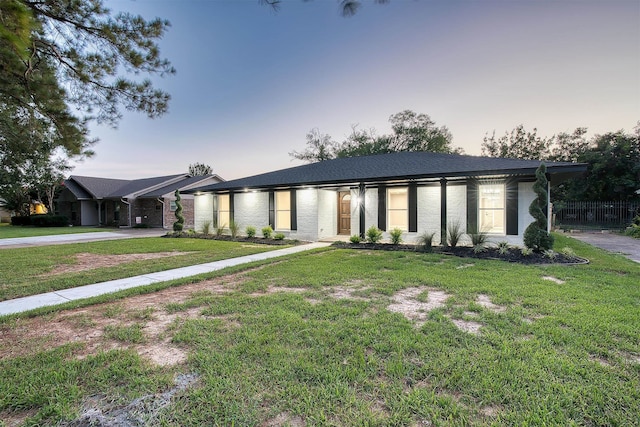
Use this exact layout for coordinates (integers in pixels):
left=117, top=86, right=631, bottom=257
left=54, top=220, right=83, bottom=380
left=162, top=232, right=302, bottom=246
left=331, top=242, right=589, bottom=265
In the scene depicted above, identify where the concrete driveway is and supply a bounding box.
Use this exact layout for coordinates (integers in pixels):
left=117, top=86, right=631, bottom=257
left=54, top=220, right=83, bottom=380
left=568, top=232, right=640, bottom=264
left=0, top=228, right=167, bottom=249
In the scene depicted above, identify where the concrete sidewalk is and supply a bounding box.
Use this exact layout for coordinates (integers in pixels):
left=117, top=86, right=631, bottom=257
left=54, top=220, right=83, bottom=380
left=0, top=242, right=331, bottom=316
left=0, top=229, right=167, bottom=249
left=568, top=232, right=640, bottom=264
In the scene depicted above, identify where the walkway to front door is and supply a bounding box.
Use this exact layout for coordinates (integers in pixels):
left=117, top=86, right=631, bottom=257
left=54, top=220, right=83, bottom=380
left=338, top=191, right=351, bottom=235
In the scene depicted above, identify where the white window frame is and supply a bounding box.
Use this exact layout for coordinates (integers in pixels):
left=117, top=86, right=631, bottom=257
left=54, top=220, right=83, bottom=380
left=217, top=194, right=230, bottom=228
left=387, top=187, right=408, bottom=231
left=275, top=190, right=291, bottom=231
left=478, top=182, right=506, bottom=234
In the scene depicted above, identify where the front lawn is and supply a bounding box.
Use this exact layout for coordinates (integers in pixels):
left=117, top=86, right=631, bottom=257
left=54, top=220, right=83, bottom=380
left=0, top=238, right=287, bottom=301
left=0, top=223, right=103, bottom=239
left=0, top=234, right=638, bottom=425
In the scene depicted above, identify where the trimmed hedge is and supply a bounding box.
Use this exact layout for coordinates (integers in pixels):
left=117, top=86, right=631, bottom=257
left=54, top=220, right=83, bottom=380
left=10, top=214, right=70, bottom=227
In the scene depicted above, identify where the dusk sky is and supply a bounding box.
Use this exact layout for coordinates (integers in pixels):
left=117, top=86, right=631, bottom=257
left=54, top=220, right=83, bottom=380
left=70, top=0, right=640, bottom=181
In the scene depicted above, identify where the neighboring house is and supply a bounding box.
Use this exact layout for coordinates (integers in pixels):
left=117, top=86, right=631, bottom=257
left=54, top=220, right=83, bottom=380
left=57, top=173, right=224, bottom=228
left=0, top=205, right=10, bottom=223
left=185, top=152, right=586, bottom=245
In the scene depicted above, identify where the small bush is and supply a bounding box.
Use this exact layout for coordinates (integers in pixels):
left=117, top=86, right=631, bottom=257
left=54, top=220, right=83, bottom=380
left=246, top=226, right=256, bottom=238
left=29, top=214, right=70, bottom=227
left=187, top=228, right=196, bottom=236
left=625, top=216, right=640, bottom=238
left=473, top=244, right=487, bottom=253
left=521, top=247, right=533, bottom=256
left=415, top=232, right=435, bottom=252
left=468, top=230, right=489, bottom=247
left=349, top=234, right=361, bottom=244
left=560, top=246, right=576, bottom=256
left=262, top=225, right=273, bottom=239
left=389, top=228, right=403, bottom=245
left=365, top=226, right=383, bottom=244
left=201, top=220, right=212, bottom=235
left=10, top=216, right=31, bottom=226
left=543, top=250, right=557, bottom=260
left=273, top=233, right=285, bottom=240
left=229, top=220, right=240, bottom=238
left=496, top=241, right=510, bottom=255
left=215, top=223, right=226, bottom=237
left=447, top=221, right=464, bottom=248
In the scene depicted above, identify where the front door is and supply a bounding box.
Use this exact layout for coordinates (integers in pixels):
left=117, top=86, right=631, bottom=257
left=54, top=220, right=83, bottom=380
left=338, top=191, right=351, bottom=235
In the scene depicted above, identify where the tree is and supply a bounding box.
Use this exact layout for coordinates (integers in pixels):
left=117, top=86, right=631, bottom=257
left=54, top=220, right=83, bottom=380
left=188, top=163, right=213, bottom=176
left=481, top=125, right=551, bottom=160
left=388, top=110, right=460, bottom=154
left=0, top=0, right=174, bottom=194
left=173, top=190, right=184, bottom=232
left=576, top=129, right=640, bottom=201
left=290, top=110, right=461, bottom=163
left=524, top=163, right=554, bottom=252
left=261, top=0, right=390, bottom=17
left=289, top=128, right=337, bottom=162
left=483, top=124, right=640, bottom=201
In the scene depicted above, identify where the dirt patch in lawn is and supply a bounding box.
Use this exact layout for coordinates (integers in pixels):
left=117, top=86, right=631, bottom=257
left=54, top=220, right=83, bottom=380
left=387, top=287, right=450, bottom=327
left=48, top=251, right=193, bottom=275
left=0, top=268, right=256, bottom=363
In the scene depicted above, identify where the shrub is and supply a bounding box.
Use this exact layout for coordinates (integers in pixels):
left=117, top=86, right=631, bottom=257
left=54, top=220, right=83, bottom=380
left=468, top=230, right=489, bottom=247
left=10, top=216, right=31, bottom=226
left=173, top=190, right=184, bottom=232
left=215, top=223, right=226, bottom=237
left=229, top=220, right=240, bottom=238
left=349, top=234, right=361, bottom=244
left=496, top=241, right=510, bottom=255
left=447, top=221, right=464, bottom=248
left=524, top=163, right=554, bottom=252
left=389, top=228, right=403, bottom=245
left=29, top=214, right=70, bottom=227
left=132, top=223, right=151, bottom=229
left=415, top=231, right=435, bottom=252
left=625, top=216, right=640, bottom=239
left=543, top=250, right=557, bottom=260
left=273, top=233, right=285, bottom=240
left=560, top=246, right=576, bottom=256
left=521, top=247, right=533, bottom=256
left=262, top=225, right=273, bottom=239
left=365, top=226, right=383, bottom=243
left=201, top=220, right=212, bottom=235
left=246, top=226, right=256, bottom=238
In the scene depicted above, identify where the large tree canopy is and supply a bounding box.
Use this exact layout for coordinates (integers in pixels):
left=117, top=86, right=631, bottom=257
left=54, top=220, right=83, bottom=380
left=290, top=110, right=461, bottom=162
left=482, top=124, right=640, bottom=201
left=1, top=0, right=174, bottom=213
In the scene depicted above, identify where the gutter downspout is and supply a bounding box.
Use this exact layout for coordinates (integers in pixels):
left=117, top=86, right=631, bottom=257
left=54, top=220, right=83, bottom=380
left=157, top=198, right=165, bottom=229
left=121, top=198, right=131, bottom=228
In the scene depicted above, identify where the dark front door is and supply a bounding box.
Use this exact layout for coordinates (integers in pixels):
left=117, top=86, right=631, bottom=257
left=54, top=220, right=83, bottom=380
left=338, top=191, right=351, bottom=235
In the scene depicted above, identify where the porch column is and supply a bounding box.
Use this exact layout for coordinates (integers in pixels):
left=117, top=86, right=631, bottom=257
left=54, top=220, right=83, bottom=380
left=359, top=182, right=366, bottom=239
left=97, top=200, right=103, bottom=226
left=440, top=178, right=447, bottom=246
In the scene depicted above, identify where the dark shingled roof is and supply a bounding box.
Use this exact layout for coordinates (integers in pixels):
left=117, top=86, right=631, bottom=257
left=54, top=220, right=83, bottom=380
left=139, top=175, right=221, bottom=198
left=65, top=174, right=187, bottom=199
left=186, top=152, right=587, bottom=193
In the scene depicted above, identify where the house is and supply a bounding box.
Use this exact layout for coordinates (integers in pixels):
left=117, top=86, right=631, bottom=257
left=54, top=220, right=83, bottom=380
left=57, top=173, right=224, bottom=228
left=185, top=152, right=586, bottom=246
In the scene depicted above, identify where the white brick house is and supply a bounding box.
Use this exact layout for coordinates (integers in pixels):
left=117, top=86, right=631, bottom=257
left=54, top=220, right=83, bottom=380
left=186, top=152, right=586, bottom=245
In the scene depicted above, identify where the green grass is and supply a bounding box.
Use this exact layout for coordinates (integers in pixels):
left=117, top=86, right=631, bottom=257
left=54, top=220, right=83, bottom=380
left=0, top=238, right=287, bottom=301
left=0, top=223, right=104, bottom=238
left=0, top=234, right=638, bottom=426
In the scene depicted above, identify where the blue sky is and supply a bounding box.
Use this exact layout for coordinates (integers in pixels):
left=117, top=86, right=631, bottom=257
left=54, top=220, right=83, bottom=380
left=71, top=0, right=640, bottom=180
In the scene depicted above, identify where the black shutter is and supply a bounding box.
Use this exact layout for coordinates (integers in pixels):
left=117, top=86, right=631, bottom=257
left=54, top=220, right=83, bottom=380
left=378, top=185, right=386, bottom=231
left=466, top=179, right=478, bottom=234
left=408, top=183, right=417, bottom=232
left=268, top=191, right=275, bottom=228
left=290, top=189, right=297, bottom=231
left=506, top=179, right=518, bottom=235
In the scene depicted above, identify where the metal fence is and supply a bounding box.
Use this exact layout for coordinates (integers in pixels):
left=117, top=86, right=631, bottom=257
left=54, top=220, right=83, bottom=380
left=553, top=201, right=640, bottom=230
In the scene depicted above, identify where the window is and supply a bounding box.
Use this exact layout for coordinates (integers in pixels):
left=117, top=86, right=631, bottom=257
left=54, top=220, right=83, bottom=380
left=275, top=191, right=291, bottom=230
left=114, top=203, right=120, bottom=222
left=479, top=183, right=505, bottom=234
left=387, top=187, right=408, bottom=231
left=218, top=194, right=230, bottom=228
left=170, top=201, right=177, bottom=212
